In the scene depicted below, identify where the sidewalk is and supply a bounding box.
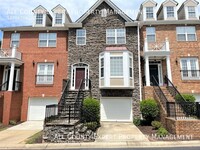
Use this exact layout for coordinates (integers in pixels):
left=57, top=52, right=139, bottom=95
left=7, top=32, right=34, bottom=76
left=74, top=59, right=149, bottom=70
left=0, top=140, right=200, bottom=149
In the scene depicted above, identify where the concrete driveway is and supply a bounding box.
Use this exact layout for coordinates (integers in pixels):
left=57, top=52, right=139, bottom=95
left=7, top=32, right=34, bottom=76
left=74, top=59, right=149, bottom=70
left=0, top=121, right=43, bottom=145
left=96, top=122, right=149, bottom=142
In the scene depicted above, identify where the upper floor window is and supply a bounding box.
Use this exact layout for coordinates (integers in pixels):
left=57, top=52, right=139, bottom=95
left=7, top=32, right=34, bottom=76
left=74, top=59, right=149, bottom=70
left=36, top=14, right=43, bottom=25
left=176, top=26, right=196, bottom=41
left=180, top=58, right=199, bottom=80
left=36, top=63, right=54, bottom=84
left=106, top=29, right=126, bottom=44
left=167, top=6, right=174, bottom=18
left=146, top=7, right=154, bottom=19
left=188, top=6, right=196, bottom=18
left=146, top=27, right=156, bottom=42
left=76, top=29, right=86, bottom=45
left=110, top=56, right=123, bottom=76
left=55, top=13, right=62, bottom=24
left=100, top=58, right=104, bottom=78
left=39, top=33, right=57, bottom=47
left=10, top=33, right=20, bottom=47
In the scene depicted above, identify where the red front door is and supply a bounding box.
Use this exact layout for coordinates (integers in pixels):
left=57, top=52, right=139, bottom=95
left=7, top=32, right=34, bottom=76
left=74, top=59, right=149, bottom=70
left=75, top=68, right=85, bottom=89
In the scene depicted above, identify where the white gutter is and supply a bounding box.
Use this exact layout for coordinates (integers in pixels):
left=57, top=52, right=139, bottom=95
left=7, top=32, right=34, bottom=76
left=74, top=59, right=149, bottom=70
left=137, top=22, right=142, bottom=101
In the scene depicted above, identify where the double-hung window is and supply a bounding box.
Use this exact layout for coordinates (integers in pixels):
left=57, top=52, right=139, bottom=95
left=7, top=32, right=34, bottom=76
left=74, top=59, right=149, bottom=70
left=181, top=58, right=199, bottom=80
left=146, top=7, right=154, bottom=19
left=106, top=29, right=126, bottom=44
left=110, top=56, right=123, bottom=76
left=76, top=29, right=86, bottom=45
left=146, top=27, right=156, bottom=42
left=167, top=6, right=174, bottom=18
left=176, top=26, right=196, bottom=41
left=129, top=57, right=133, bottom=78
left=39, top=33, right=57, bottom=47
left=36, top=14, right=43, bottom=25
left=55, top=13, right=63, bottom=24
left=10, top=33, right=20, bottom=47
left=188, top=6, right=196, bottom=18
left=37, top=63, right=54, bottom=84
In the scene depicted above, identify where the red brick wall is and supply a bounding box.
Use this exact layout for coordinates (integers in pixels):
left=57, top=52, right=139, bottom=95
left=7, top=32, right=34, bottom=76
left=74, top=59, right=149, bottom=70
left=166, top=118, right=200, bottom=138
left=141, top=24, right=200, bottom=94
left=0, top=92, right=3, bottom=122
left=2, top=31, right=68, bottom=121
left=142, top=86, right=154, bottom=100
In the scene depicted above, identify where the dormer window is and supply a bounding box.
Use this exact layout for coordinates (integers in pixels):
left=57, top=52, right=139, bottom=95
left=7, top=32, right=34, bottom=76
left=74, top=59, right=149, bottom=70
left=55, top=13, right=62, bottom=24
left=188, top=6, right=196, bottom=18
left=36, top=14, right=43, bottom=25
left=146, top=7, right=154, bottom=19
left=167, top=7, right=175, bottom=18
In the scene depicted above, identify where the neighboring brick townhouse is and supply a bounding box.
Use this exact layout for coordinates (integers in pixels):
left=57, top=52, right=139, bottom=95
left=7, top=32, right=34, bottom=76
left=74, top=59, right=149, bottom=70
left=138, top=0, right=200, bottom=102
left=0, top=0, right=200, bottom=126
left=0, top=4, right=70, bottom=124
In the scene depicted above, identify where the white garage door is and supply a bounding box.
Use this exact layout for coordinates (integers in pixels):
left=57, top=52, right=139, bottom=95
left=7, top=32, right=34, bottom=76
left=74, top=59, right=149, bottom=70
left=28, top=97, right=58, bottom=121
left=101, top=98, right=132, bottom=122
left=193, top=94, right=200, bottom=102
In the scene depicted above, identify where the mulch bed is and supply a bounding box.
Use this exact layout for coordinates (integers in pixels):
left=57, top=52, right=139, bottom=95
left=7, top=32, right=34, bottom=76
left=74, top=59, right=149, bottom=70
left=138, top=126, right=200, bottom=141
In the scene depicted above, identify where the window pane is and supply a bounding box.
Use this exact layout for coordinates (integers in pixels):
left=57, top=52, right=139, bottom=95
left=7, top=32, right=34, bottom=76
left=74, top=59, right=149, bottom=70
left=39, top=33, right=48, bottom=40
left=107, top=29, right=115, bottom=37
left=147, top=35, right=155, bottom=42
left=188, top=34, right=196, bottom=41
left=48, top=40, right=56, bottom=47
left=177, top=34, right=186, bottom=41
left=117, top=29, right=125, bottom=37
left=55, top=13, right=62, bottom=24
left=77, top=37, right=86, bottom=45
left=117, top=37, right=125, bottom=44
left=146, top=27, right=155, bottom=34
left=146, top=7, right=154, bottom=19
left=107, top=37, right=115, bottom=44
left=186, top=27, right=195, bottom=34
left=36, top=14, right=43, bottom=24
left=167, top=7, right=174, bottom=17
left=110, top=57, right=123, bottom=76
left=37, top=63, right=54, bottom=84
left=49, top=33, right=57, bottom=40
left=77, top=29, right=86, bottom=36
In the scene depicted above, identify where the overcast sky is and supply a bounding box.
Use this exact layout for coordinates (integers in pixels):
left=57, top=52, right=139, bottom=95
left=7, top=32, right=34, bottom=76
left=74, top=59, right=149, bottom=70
left=0, top=0, right=200, bottom=40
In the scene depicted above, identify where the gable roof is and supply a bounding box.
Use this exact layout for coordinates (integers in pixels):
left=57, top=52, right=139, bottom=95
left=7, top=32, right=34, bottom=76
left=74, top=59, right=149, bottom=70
left=52, top=4, right=72, bottom=23
left=157, top=0, right=178, bottom=16
left=32, top=5, right=48, bottom=13
left=136, top=0, right=158, bottom=20
left=178, top=0, right=199, bottom=13
left=76, top=0, right=133, bottom=23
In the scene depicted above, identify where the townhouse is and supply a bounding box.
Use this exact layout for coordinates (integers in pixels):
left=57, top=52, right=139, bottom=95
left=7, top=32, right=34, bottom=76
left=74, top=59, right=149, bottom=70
left=138, top=0, right=200, bottom=102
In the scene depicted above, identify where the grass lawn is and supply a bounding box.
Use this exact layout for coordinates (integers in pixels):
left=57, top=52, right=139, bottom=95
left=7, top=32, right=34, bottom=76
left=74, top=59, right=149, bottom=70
left=25, top=131, right=43, bottom=144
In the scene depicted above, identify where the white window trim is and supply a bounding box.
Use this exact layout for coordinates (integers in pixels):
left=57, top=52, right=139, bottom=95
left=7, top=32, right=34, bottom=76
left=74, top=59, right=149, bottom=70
left=176, top=26, right=197, bottom=41
left=36, top=63, right=54, bottom=84
left=143, top=7, right=157, bottom=21
left=76, top=29, right=86, bottom=45
left=129, top=56, right=133, bottom=79
left=10, top=33, right=20, bottom=47
left=146, top=7, right=154, bottom=19
left=185, top=6, right=198, bottom=19
left=180, top=58, right=200, bottom=80
left=34, top=13, right=46, bottom=27
left=38, top=33, right=57, bottom=47
left=100, top=56, right=104, bottom=79
left=146, top=27, right=156, bottom=43
left=106, top=29, right=126, bottom=45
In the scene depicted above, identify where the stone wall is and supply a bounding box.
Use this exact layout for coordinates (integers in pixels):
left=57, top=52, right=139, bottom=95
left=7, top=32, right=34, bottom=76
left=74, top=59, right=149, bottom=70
left=68, top=2, right=140, bottom=117
left=166, top=118, right=200, bottom=138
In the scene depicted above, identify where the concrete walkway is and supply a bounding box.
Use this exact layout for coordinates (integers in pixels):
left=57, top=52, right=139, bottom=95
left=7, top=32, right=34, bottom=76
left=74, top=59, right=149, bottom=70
left=96, top=122, right=149, bottom=142
left=0, top=121, right=43, bottom=146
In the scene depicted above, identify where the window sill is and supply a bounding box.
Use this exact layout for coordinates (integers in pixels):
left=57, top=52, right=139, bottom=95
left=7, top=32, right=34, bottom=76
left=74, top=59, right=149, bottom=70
left=36, top=84, right=54, bottom=87
left=182, top=79, right=200, bottom=83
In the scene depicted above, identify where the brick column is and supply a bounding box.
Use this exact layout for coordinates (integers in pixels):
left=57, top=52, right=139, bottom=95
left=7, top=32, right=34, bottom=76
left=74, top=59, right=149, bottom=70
left=2, top=92, right=12, bottom=125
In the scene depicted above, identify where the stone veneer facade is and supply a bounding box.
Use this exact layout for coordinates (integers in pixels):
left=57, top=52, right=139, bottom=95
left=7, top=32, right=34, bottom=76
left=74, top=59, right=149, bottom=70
left=68, top=2, right=140, bottom=117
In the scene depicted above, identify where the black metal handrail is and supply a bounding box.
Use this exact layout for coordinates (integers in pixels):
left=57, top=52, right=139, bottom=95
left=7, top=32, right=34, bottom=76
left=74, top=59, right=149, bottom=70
left=152, top=76, right=168, bottom=109
left=58, top=79, right=70, bottom=106
left=165, top=76, right=186, bottom=102
left=0, top=81, right=8, bottom=91
left=167, top=102, right=200, bottom=120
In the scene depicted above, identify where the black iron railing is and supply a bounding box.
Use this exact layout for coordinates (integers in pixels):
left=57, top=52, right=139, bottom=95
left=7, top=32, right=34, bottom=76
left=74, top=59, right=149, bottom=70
left=36, top=75, right=54, bottom=84
left=167, top=102, right=200, bottom=119
left=0, top=81, right=22, bottom=91
left=0, top=81, right=8, bottom=91
left=165, top=76, right=186, bottom=102
left=180, top=70, right=200, bottom=79
left=152, top=76, right=168, bottom=109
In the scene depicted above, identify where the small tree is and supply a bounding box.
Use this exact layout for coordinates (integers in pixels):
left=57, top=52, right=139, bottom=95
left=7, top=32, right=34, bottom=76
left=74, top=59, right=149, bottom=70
left=140, top=99, right=159, bottom=124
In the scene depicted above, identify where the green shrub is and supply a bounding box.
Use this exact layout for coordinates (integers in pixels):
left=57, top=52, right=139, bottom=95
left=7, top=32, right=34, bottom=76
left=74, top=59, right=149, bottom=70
left=82, top=97, right=100, bottom=123
left=140, top=99, right=159, bottom=124
left=175, top=94, right=196, bottom=103
left=84, top=122, right=99, bottom=131
left=156, top=127, right=168, bottom=137
left=133, top=118, right=141, bottom=126
left=9, top=120, right=17, bottom=125
left=151, top=121, right=162, bottom=129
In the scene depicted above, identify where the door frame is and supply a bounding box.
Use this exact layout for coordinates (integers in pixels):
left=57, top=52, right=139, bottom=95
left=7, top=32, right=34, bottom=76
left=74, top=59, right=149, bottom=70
left=149, top=62, right=163, bottom=86
left=71, top=63, right=89, bottom=90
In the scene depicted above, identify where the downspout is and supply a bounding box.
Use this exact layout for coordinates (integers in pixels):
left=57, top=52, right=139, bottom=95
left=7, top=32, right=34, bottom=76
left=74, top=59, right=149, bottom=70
left=137, top=22, right=142, bottom=101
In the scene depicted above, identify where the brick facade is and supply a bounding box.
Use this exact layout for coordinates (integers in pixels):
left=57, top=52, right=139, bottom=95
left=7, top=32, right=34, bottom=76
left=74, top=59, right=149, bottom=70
left=1, top=31, right=68, bottom=123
